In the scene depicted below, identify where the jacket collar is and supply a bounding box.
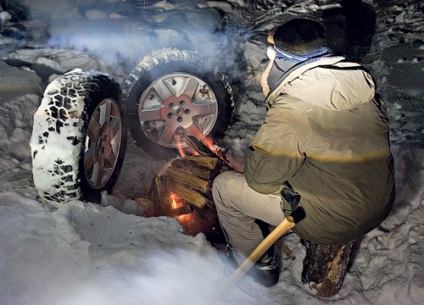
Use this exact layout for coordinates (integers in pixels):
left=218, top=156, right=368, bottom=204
left=265, top=56, right=345, bottom=106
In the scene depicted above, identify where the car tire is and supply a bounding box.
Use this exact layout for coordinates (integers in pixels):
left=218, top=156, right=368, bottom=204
left=122, top=48, right=234, bottom=159
left=31, top=69, right=127, bottom=204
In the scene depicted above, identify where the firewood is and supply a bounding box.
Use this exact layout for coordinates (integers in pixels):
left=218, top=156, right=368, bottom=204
left=185, top=135, right=231, bottom=169
left=183, top=155, right=218, bottom=170
left=164, top=166, right=210, bottom=194
left=171, top=158, right=212, bottom=180
left=134, top=197, right=156, bottom=217
left=171, top=180, right=209, bottom=208
left=149, top=175, right=167, bottom=215
left=167, top=203, right=193, bottom=217
left=185, top=136, right=213, bottom=156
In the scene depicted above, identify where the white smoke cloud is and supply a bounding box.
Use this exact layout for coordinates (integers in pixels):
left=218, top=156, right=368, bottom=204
left=35, top=249, right=268, bottom=305
left=20, top=0, right=244, bottom=73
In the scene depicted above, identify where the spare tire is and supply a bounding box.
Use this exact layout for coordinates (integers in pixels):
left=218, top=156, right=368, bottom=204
left=31, top=69, right=127, bottom=204
left=122, top=48, right=234, bottom=159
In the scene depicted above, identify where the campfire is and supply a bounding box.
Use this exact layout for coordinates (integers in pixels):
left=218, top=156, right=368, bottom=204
left=145, top=135, right=231, bottom=240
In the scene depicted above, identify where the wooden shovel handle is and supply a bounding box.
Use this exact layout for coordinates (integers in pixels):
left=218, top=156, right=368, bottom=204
left=224, top=216, right=296, bottom=287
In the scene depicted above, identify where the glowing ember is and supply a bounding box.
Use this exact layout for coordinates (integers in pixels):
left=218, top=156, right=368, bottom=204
left=169, top=192, right=192, bottom=223
left=177, top=212, right=191, bottom=223
left=166, top=188, right=221, bottom=237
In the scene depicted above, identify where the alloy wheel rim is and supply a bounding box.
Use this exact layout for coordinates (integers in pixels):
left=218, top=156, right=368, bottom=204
left=84, top=98, right=122, bottom=189
left=138, top=73, right=218, bottom=148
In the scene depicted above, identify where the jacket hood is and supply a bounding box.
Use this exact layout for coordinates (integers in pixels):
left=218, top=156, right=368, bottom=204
left=266, top=57, right=376, bottom=111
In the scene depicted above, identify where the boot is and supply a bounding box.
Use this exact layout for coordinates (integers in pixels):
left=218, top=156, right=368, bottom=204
left=249, top=249, right=280, bottom=287
left=226, top=245, right=280, bottom=287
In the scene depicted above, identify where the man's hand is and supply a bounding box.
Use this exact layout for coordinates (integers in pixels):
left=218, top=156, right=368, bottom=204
left=226, top=154, right=245, bottom=173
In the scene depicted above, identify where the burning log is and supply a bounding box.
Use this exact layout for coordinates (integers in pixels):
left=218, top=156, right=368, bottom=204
left=148, top=135, right=234, bottom=238
left=185, top=135, right=232, bottom=170
left=135, top=197, right=156, bottom=218
left=184, top=135, right=214, bottom=156
left=171, top=158, right=212, bottom=180
left=149, top=168, right=219, bottom=236
left=181, top=155, right=218, bottom=170
left=164, top=166, right=210, bottom=194
left=150, top=156, right=217, bottom=216
left=168, top=192, right=193, bottom=217
left=171, top=180, right=209, bottom=208
left=148, top=175, right=167, bottom=215
left=160, top=135, right=233, bottom=210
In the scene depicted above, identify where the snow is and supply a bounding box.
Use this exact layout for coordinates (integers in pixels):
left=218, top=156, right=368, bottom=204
left=1, top=0, right=424, bottom=304
left=0, top=192, right=228, bottom=305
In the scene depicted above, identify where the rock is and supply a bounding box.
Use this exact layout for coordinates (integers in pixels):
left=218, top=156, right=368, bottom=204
left=85, top=9, right=109, bottom=20
left=0, top=11, right=12, bottom=23
left=184, top=8, right=222, bottom=31
left=22, top=0, right=78, bottom=20
left=151, top=10, right=184, bottom=24
left=150, top=0, right=176, bottom=11
left=243, top=39, right=267, bottom=74
left=203, top=1, right=234, bottom=14
left=6, top=49, right=110, bottom=76
left=0, top=61, right=44, bottom=101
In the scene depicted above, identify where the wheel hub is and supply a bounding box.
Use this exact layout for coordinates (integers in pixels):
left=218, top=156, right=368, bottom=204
left=161, top=95, right=193, bottom=129
left=95, top=134, right=107, bottom=155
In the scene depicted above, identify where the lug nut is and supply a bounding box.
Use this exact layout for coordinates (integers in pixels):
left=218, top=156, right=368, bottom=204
left=177, top=116, right=183, bottom=122
left=184, top=109, right=191, bottom=115
left=169, top=102, right=175, bottom=108
left=167, top=113, right=174, bottom=119
left=179, top=100, right=185, bottom=106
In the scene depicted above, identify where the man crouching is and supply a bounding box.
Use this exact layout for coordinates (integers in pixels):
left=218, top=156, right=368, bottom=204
left=212, top=18, right=395, bottom=295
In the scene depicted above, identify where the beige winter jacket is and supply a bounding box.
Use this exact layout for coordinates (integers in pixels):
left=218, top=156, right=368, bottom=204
left=245, top=57, right=395, bottom=244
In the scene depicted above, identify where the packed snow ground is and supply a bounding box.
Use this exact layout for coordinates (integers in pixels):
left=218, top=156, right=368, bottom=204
left=1, top=0, right=424, bottom=304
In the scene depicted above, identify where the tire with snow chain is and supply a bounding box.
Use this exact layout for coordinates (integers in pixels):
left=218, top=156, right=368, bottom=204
left=31, top=69, right=127, bottom=204
left=122, top=48, right=234, bottom=159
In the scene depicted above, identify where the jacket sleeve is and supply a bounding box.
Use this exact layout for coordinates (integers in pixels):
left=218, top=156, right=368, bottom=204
left=244, top=107, right=305, bottom=194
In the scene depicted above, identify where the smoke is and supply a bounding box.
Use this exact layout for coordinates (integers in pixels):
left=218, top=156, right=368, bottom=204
left=36, top=249, right=264, bottom=305
left=0, top=195, right=269, bottom=305
left=11, top=0, right=246, bottom=77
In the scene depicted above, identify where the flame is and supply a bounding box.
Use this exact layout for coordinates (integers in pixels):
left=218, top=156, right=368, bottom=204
left=177, top=141, right=186, bottom=158
left=201, top=135, right=216, bottom=153
left=170, top=192, right=192, bottom=222
left=170, top=192, right=183, bottom=209
left=176, top=136, right=200, bottom=158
